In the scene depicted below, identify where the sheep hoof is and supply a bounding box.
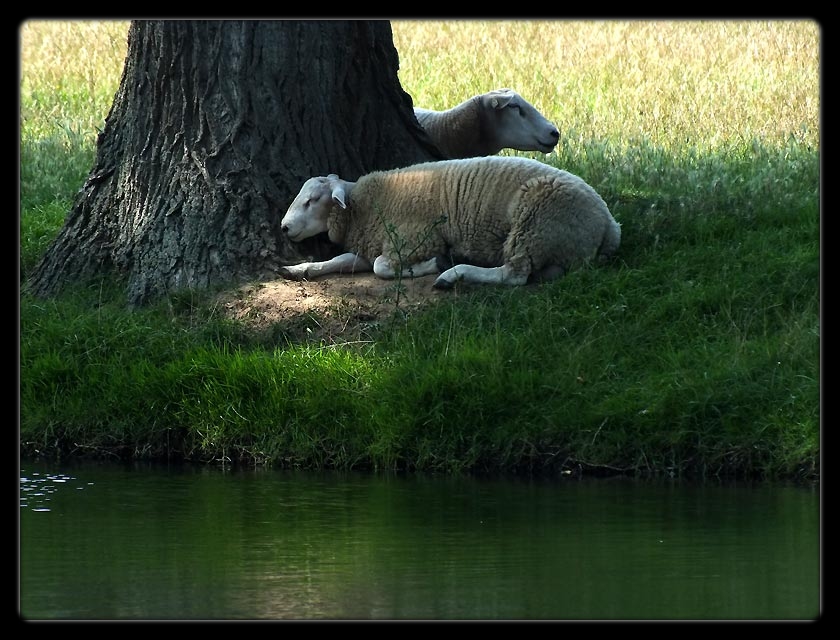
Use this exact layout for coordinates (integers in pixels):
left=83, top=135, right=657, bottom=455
left=278, top=267, right=307, bottom=281
left=435, top=255, right=456, bottom=271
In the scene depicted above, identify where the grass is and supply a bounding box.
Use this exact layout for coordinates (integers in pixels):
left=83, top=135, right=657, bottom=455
left=19, top=20, right=820, bottom=481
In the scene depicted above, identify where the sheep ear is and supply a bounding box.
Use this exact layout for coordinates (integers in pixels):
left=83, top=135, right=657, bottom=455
left=486, top=91, right=514, bottom=110
left=324, top=174, right=347, bottom=208
left=331, top=184, right=347, bottom=209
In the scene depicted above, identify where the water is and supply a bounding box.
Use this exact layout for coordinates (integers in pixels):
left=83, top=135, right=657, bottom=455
left=19, top=460, right=821, bottom=621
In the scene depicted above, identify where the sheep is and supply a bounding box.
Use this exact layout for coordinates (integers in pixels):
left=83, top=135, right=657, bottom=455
left=414, top=88, right=560, bottom=159
left=278, top=156, right=620, bottom=290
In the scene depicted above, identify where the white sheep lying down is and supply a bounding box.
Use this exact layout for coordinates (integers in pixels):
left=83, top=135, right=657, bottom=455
left=279, top=156, right=621, bottom=290
left=414, top=88, right=560, bottom=158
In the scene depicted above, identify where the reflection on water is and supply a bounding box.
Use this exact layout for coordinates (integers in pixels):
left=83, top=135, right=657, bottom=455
left=19, top=460, right=820, bottom=621
left=20, top=470, right=94, bottom=512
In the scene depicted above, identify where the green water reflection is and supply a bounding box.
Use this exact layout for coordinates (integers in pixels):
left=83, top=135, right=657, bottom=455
left=19, top=461, right=820, bottom=620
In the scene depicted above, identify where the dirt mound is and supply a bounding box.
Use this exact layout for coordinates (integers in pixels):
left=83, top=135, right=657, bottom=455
left=216, top=272, right=450, bottom=343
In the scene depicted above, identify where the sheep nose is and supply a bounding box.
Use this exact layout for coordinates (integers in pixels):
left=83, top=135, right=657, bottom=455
left=281, top=224, right=289, bottom=234
left=549, top=128, right=560, bottom=140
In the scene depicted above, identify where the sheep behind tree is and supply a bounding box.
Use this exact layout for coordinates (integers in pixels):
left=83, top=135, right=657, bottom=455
left=413, top=88, right=560, bottom=158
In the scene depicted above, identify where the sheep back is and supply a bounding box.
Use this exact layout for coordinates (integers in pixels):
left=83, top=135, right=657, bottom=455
left=414, top=99, right=481, bottom=159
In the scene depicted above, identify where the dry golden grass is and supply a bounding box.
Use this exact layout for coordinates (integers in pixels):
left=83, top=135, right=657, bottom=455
left=20, top=20, right=129, bottom=89
left=20, top=20, right=819, bottom=152
left=392, top=20, right=819, bottom=149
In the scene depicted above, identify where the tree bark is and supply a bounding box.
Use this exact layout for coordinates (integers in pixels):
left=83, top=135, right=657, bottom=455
left=26, top=20, right=444, bottom=306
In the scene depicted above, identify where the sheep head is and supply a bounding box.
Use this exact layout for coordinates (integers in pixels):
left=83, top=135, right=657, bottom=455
left=480, top=88, right=559, bottom=154
left=281, top=174, right=350, bottom=242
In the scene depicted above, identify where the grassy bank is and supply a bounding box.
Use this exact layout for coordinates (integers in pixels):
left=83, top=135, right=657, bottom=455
left=19, top=20, right=820, bottom=480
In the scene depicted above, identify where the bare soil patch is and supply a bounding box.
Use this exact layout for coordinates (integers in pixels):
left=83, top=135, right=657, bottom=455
left=215, top=272, right=450, bottom=343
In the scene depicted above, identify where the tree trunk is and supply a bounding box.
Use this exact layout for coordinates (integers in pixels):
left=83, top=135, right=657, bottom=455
left=26, top=20, right=444, bottom=306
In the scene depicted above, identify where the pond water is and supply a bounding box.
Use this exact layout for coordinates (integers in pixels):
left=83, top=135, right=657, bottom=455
left=19, top=459, right=821, bottom=621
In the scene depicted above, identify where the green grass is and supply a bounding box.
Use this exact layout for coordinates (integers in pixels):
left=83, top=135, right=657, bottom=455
left=19, top=20, right=820, bottom=480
